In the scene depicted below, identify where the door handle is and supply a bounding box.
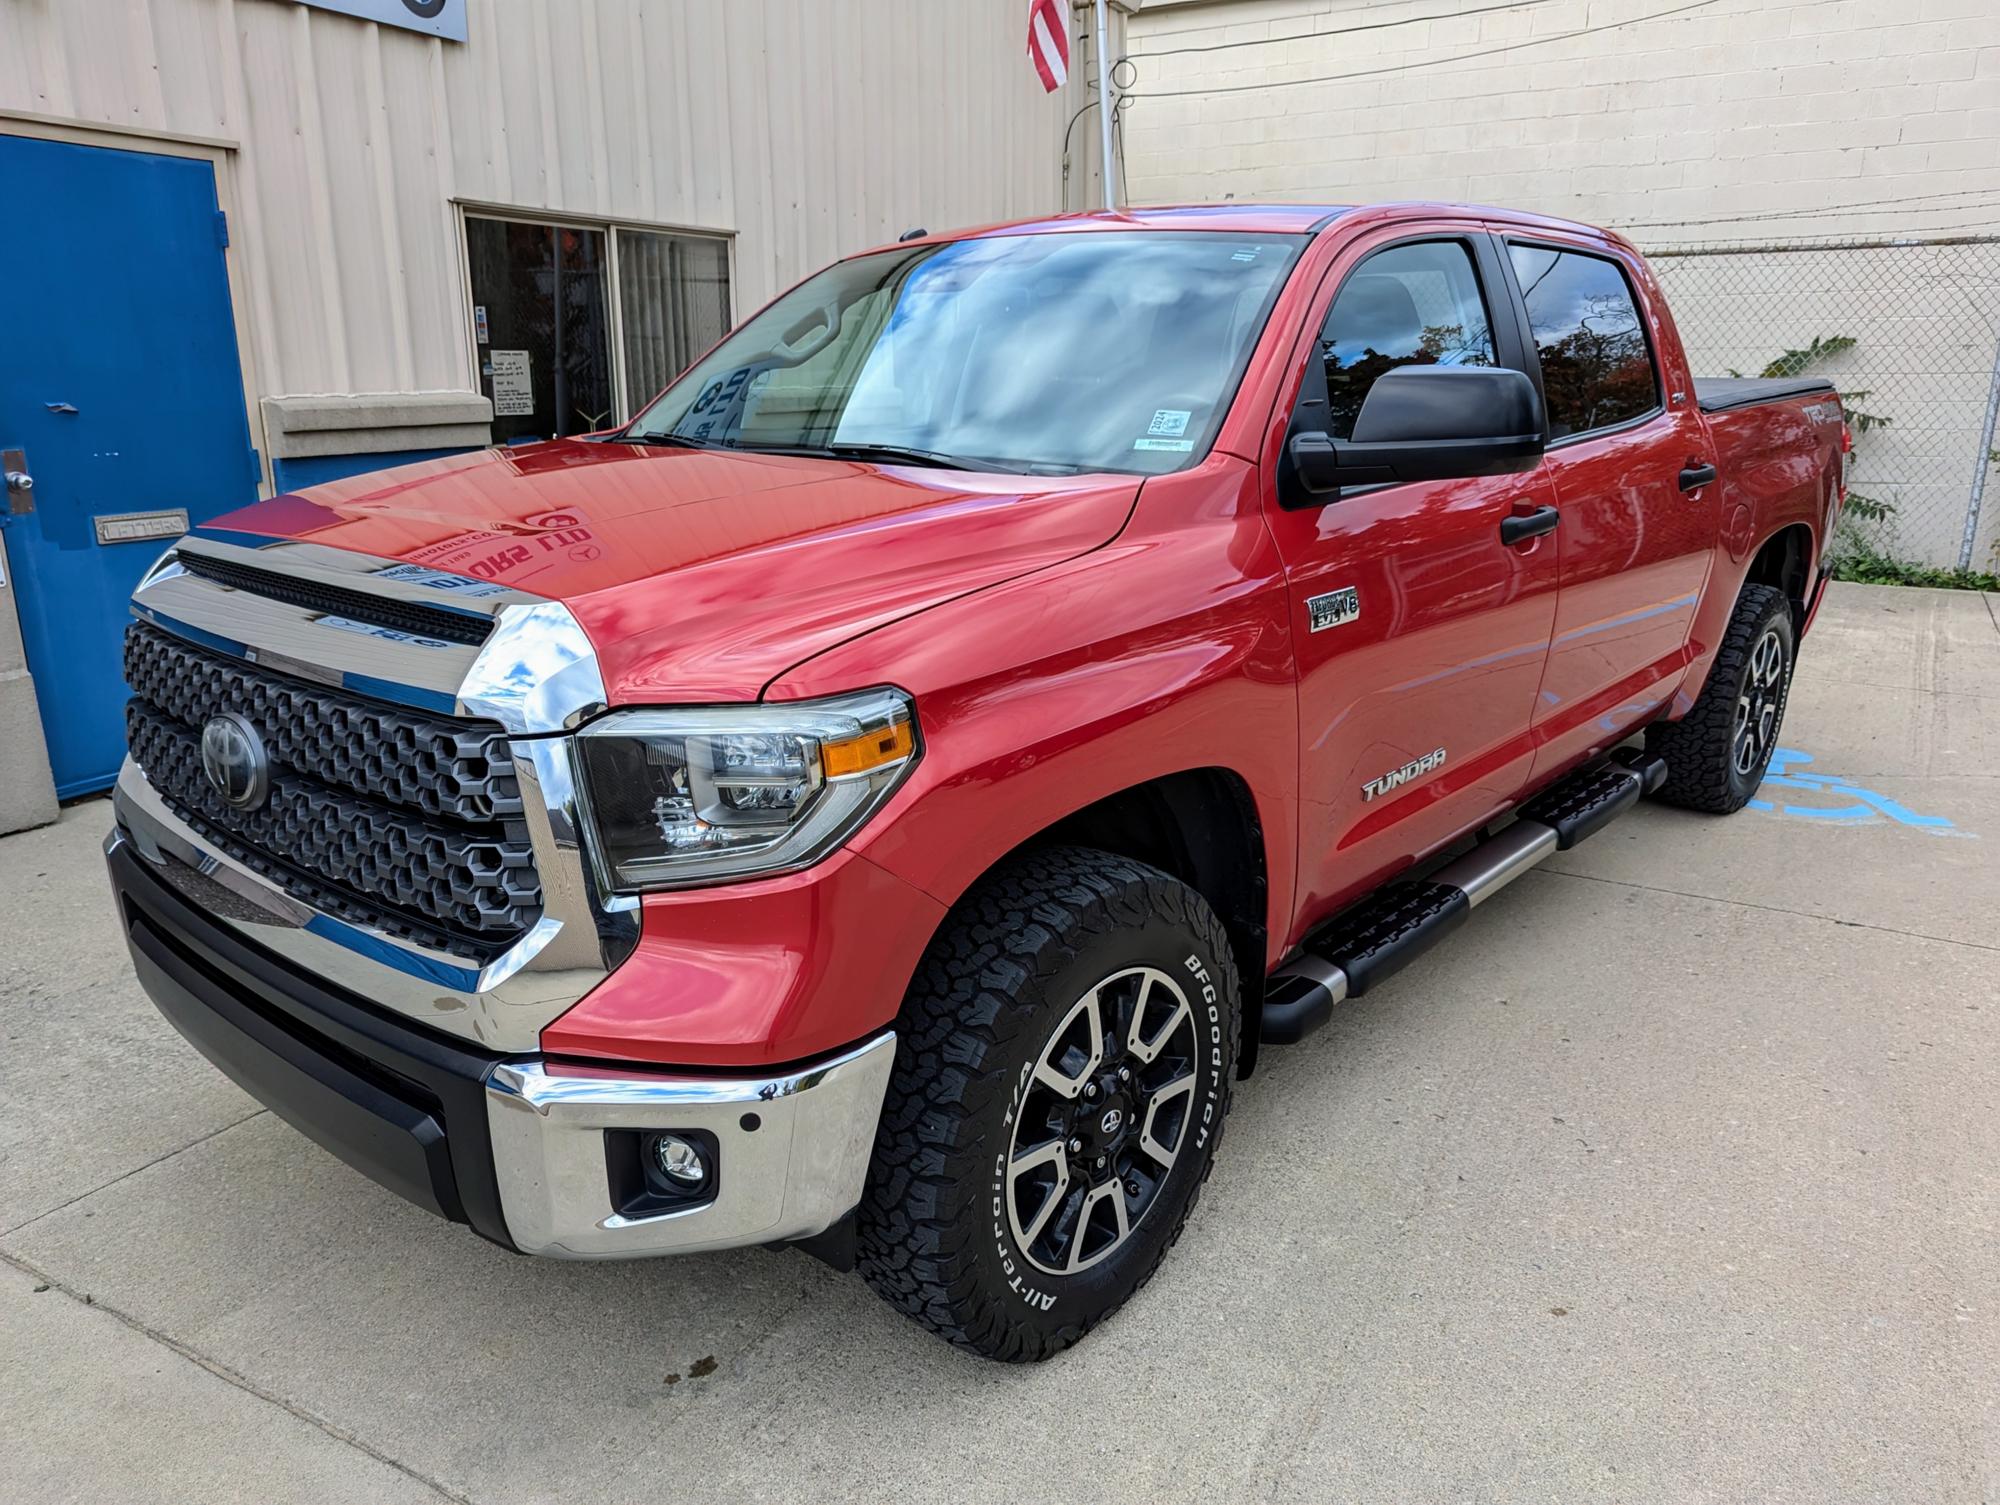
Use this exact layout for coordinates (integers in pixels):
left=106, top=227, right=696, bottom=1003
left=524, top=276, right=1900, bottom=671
left=2, top=447, right=32, bottom=518
left=1678, top=462, right=1718, bottom=492
left=1499, top=504, right=1559, bottom=546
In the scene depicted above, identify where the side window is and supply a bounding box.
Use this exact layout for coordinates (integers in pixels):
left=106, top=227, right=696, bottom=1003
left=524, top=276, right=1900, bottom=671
left=1507, top=245, right=1660, bottom=439
left=1318, top=241, right=1495, bottom=439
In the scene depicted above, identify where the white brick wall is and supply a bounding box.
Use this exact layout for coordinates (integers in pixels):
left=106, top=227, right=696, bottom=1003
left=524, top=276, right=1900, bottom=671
left=1121, top=0, right=2000, bottom=242
left=1120, top=0, right=2000, bottom=567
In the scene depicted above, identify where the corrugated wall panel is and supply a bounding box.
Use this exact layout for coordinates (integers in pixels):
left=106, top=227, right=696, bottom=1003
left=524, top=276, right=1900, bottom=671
left=2, top=0, right=1087, bottom=405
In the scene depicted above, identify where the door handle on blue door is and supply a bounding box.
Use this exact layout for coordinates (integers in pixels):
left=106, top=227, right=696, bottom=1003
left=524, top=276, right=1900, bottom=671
left=1678, top=462, right=1718, bottom=492
left=1499, top=505, right=1559, bottom=546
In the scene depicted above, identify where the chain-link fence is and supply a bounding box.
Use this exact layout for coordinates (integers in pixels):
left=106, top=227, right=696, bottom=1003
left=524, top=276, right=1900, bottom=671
left=1644, top=234, right=2000, bottom=572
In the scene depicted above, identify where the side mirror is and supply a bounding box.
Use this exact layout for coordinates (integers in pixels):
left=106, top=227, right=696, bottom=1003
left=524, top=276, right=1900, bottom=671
left=1288, top=365, right=1545, bottom=498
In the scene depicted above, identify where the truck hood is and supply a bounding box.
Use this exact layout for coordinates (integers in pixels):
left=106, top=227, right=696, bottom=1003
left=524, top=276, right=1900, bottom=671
left=207, top=439, right=1141, bottom=702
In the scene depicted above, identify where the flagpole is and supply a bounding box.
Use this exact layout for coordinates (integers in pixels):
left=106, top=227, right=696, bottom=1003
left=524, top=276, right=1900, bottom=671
left=1094, top=0, right=1116, bottom=211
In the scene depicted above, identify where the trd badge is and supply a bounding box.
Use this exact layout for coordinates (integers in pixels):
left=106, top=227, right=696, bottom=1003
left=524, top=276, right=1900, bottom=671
left=1307, top=585, right=1360, bottom=633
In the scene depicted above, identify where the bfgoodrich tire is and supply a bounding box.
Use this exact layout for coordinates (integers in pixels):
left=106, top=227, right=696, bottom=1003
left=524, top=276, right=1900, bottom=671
left=1646, top=582, right=1796, bottom=814
left=855, top=847, right=1239, bottom=1361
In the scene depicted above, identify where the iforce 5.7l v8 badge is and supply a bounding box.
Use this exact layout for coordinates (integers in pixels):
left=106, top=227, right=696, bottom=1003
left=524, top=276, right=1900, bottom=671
left=1307, top=585, right=1360, bottom=633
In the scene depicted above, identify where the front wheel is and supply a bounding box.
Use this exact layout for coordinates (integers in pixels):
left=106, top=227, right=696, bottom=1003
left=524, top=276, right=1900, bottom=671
left=1647, top=581, right=1796, bottom=813
left=855, top=847, right=1239, bottom=1361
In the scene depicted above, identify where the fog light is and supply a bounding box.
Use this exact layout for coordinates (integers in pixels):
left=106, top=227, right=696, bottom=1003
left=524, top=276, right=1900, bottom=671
left=651, top=1133, right=708, bottom=1189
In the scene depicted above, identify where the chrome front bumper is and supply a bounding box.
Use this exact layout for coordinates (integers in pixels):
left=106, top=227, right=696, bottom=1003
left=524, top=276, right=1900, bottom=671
left=109, top=822, right=895, bottom=1260
left=486, top=1036, right=896, bottom=1258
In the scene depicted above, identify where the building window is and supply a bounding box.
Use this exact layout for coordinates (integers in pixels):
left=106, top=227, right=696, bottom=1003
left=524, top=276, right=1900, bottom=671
left=617, top=228, right=733, bottom=410
left=463, top=212, right=731, bottom=443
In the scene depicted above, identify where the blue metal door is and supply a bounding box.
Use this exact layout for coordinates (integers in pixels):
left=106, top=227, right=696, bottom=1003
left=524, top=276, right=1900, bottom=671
left=0, top=134, right=260, bottom=796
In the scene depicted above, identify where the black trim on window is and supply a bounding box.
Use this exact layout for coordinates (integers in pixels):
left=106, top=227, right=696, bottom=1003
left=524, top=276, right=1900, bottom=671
left=1280, top=231, right=1538, bottom=506
left=1496, top=236, right=1666, bottom=446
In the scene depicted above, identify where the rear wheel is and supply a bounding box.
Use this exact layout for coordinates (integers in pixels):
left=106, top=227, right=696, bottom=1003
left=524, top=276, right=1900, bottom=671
left=856, top=847, right=1238, bottom=1361
left=1647, top=582, right=1795, bottom=813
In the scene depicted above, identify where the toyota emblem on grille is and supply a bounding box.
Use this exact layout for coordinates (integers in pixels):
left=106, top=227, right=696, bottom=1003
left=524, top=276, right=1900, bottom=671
left=200, top=712, right=270, bottom=811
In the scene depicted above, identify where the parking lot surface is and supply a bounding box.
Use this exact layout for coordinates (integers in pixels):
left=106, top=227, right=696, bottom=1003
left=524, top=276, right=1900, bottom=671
left=4, top=582, right=1996, bottom=1503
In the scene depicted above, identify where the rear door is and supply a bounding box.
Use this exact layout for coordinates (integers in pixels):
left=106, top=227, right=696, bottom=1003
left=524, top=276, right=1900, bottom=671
left=1494, top=235, right=1718, bottom=780
left=1263, top=227, right=1562, bottom=938
left=0, top=133, right=260, bottom=795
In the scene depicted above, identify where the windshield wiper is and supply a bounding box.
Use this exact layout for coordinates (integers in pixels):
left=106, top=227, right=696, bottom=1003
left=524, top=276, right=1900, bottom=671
left=796, top=442, right=1039, bottom=475
left=627, top=436, right=1063, bottom=476
left=621, top=430, right=731, bottom=450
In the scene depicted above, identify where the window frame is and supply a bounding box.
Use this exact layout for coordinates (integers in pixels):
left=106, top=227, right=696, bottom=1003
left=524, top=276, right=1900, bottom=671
left=1281, top=229, right=1536, bottom=504
left=453, top=201, right=736, bottom=429
left=1310, top=234, right=1509, bottom=442
left=1498, top=236, right=1665, bottom=449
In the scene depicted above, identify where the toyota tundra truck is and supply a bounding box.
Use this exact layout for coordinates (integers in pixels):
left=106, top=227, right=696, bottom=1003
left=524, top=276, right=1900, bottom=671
left=106, top=203, right=1845, bottom=1361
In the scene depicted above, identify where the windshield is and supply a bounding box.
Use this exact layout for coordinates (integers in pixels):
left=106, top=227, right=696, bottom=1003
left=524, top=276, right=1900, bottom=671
left=625, top=230, right=1308, bottom=475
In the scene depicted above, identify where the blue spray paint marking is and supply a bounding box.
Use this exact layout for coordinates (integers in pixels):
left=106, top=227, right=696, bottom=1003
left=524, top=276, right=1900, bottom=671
left=1747, top=749, right=1962, bottom=833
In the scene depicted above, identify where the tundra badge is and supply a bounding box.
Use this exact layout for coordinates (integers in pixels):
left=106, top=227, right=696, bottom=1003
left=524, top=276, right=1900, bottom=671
left=1361, top=747, right=1446, bottom=802
left=1307, top=585, right=1360, bottom=632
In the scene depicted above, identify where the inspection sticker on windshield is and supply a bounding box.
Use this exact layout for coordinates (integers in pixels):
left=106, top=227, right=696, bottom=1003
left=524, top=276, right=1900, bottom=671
left=1148, top=409, right=1191, bottom=437
left=1134, top=437, right=1194, bottom=453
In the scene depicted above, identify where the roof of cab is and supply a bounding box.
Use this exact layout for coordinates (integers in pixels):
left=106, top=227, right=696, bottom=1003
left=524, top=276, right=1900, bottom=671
left=864, top=201, right=1629, bottom=257
left=961, top=203, right=1355, bottom=236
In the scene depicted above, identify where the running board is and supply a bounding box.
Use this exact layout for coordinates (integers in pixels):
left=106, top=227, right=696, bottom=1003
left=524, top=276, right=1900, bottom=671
left=1261, top=748, right=1668, bottom=1045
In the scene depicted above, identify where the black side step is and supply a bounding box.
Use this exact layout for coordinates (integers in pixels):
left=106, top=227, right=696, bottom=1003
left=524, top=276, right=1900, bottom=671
left=1519, top=746, right=1666, bottom=849
left=1262, top=883, right=1467, bottom=1044
left=1261, top=748, right=1669, bottom=1045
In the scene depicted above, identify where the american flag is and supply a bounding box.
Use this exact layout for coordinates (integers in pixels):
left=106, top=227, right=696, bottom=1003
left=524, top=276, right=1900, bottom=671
left=1027, top=0, right=1069, bottom=93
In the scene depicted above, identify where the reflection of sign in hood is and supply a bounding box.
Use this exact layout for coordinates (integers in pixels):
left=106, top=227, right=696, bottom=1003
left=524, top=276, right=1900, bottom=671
left=201, top=438, right=1143, bottom=703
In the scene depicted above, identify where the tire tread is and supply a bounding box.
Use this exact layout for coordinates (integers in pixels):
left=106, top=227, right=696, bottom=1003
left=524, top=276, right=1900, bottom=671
left=1646, top=582, right=1792, bottom=813
left=854, top=846, right=1237, bottom=1362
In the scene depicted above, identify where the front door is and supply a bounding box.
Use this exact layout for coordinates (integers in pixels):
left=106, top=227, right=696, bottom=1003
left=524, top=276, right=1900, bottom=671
left=1498, top=237, right=1718, bottom=779
left=1266, top=230, right=1563, bottom=939
left=0, top=134, right=260, bottom=795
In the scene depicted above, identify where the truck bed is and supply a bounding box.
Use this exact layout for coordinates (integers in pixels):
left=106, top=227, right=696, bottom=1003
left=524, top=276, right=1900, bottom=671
left=1693, top=376, right=1837, bottom=414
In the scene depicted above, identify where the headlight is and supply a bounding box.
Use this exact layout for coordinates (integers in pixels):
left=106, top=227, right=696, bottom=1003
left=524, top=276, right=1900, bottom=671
left=572, top=688, right=919, bottom=891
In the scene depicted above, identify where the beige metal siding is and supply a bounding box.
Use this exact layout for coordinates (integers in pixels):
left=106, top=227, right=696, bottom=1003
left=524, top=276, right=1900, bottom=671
left=1, top=0, right=1086, bottom=401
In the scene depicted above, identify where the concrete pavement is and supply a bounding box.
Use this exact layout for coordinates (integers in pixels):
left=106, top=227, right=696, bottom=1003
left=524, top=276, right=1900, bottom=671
left=4, top=582, right=1995, bottom=1503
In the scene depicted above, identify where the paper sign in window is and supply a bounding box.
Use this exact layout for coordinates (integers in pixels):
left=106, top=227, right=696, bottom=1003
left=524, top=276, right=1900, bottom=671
left=490, top=350, right=535, bottom=418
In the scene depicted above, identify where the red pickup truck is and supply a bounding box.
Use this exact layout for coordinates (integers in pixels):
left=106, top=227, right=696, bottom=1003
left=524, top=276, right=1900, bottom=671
left=108, top=203, right=1845, bottom=1361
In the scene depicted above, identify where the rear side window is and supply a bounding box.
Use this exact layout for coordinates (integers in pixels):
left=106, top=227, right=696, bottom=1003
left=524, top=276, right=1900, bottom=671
left=1318, top=241, right=1496, bottom=439
left=1507, top=245, right=1659, bottom=439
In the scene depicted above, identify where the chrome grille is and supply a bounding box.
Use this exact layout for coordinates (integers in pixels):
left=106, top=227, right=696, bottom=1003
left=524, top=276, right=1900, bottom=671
left=122, top=623, right=542, bottom=958
left=124, top=623, right=520, bottom=823
left=172, top=550, right=496, bottom=646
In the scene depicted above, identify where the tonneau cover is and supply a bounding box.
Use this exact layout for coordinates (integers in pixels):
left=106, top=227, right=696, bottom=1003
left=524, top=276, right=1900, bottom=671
left=1694, top=376, right=1836, bottom=414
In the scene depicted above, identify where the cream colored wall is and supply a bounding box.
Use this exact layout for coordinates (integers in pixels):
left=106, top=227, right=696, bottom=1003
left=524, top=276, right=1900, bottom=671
left=1121, top=0, right=2000, bottom=241
left=1120, top=0, right=2000, bottom=565
left=1, top=0, right=1093, bottom=406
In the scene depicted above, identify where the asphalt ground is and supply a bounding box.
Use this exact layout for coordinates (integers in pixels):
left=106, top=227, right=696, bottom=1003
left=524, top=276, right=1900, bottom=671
left=3, top=581, right=1995, bottom=1503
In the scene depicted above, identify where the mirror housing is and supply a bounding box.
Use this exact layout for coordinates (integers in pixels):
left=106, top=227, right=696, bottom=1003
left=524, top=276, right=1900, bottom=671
left=1288, top=365, right=1545, bottom=498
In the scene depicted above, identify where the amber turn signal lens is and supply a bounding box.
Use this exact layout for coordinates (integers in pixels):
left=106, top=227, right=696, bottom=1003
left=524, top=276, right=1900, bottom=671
left=820, top=716, right=915, bottom=779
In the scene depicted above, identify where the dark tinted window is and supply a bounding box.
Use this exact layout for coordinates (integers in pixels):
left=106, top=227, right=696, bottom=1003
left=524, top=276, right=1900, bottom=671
left=1318, top=241, right=1495, bottom=439
left=1508, top=245, right=1658, bottom=439
left=465, top=216, right=614, bottom=443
